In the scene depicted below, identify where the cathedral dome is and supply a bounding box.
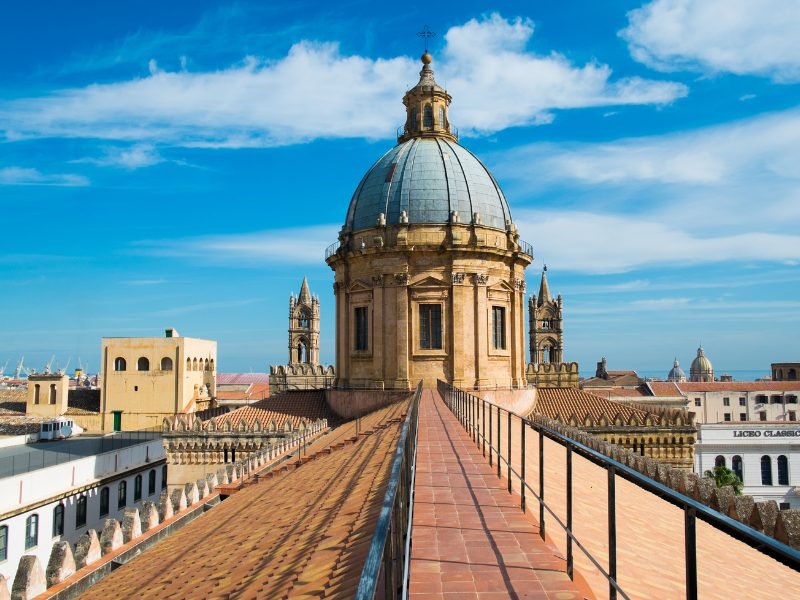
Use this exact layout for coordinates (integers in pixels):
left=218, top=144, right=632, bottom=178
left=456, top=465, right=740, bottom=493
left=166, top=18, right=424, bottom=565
left=689, top=346, right=714, bottom=382
left=667, top=358, right=686, bottom=382
left=344, top=137, right=512, bottom=232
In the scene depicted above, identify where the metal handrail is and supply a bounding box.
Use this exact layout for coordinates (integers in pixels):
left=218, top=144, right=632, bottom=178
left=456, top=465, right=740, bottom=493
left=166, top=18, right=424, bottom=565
left=325, top=240, right=341, bottom=259
left=437, top=380, right=800, bottom=600
left=355, top=382, right=422, bottom=599
left=518, top=239, right=534, bottom=257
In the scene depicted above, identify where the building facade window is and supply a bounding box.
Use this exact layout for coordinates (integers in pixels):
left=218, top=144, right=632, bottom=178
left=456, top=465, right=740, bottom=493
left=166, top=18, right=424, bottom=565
left=723, top=413, right=731, bottom=422
left=49, top=385, right=57, bottom=404
left=761, top=455, right=773, bottom=485
left=778, top=455, right=789, bottom=485
left=25, top=514, right=38, bottom=549
left=160, top=357, right=173, bottom=371
left=162, top=465, right=168, bottom=489
left=714, top=455, right=726, bottom=468
left=52, top=504, right=65, bottom=537
left=34, top=384, right=40, bottom=404
left=76, top=495, right=87, bottom=528
left=114, top=357, right=126, bottom=371
left=732, top=455, right=743, bottom=481
left=740, top=412, right=747, bottom=421
left=694, top=398, right=701, bottom=407
left=739, top=397, right=746, bottom=406
left=0, top=525, right=6, bottom=561
left=759, top=412, right=767, bottom=421
left=149, top=469, right=157, bottom=495
left=137, top=357, right=150, bottom=371
left=100, top=487, right=109, bottom=516
left=134, top=474, right=143, bottom=501
left=118, top=481, right=127, bottom=508
left=789, top=411, right=797, bottom=421
left=354, top=307, right=369, bottom=351
left=492, top=306, right=506, bottom=350
left=419, top=304, right=442, bottom=350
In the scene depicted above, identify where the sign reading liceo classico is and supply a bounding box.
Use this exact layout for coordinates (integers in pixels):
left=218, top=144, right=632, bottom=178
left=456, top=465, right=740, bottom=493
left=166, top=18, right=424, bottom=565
left=732, top=430, right=800, bottom=438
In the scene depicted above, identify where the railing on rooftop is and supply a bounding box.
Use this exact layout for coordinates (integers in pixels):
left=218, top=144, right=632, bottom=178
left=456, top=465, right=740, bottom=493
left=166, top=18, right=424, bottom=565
left=355, top=382, right=422, bottom=600
left=0, top=429, right=163, bottom=478
left=325, top=240, right=341, bottom=260
left=436, top=380, right=800, bottom=600
left=518, top=239, right=534, bottom=257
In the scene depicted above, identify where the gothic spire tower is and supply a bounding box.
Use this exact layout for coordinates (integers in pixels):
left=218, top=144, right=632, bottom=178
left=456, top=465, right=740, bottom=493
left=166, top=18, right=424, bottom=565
left=288, top=277, right=320, bottom=365
left=529, top=267, right=564, bottom=365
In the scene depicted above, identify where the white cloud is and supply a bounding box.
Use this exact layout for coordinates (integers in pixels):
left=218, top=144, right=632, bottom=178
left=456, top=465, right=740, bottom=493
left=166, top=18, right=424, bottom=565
left=499, top=108, right=800, bottom=187
left=0, top=166, right=89, bottom=187
left=74, top=144, right=165, bottom=169
left=134, top=224, right=339, bottom=265
left=515, top=210, right=800, bottom=274
left=0, top=14, right=686, bottom=148
left=621, top=0, right=800, bottom=81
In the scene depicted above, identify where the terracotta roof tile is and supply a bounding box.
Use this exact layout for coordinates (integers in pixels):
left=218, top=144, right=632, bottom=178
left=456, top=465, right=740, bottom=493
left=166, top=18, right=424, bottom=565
left=648, top=381, right=685, bottom=397
left=80, top=399, right=411, bottom=599
left=210, top=390, right=337, bottom=430
left=535, top=387, right=651, bottom=423
left=678, top=381, right=800, bottom=392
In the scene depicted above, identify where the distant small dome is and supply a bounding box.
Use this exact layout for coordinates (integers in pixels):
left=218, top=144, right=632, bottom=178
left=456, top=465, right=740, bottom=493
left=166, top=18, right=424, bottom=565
left=690, top=346, right=714, bottom=381
left=667, top=358, right=686, bottom=382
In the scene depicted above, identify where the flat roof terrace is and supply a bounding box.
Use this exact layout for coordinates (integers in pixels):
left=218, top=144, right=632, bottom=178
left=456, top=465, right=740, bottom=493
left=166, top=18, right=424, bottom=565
left=0, top=432, right=160, bottom=478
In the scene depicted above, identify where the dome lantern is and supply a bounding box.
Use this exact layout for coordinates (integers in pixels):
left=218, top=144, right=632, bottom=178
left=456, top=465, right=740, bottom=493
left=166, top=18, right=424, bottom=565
left=398, top=52, right=457, bottom=144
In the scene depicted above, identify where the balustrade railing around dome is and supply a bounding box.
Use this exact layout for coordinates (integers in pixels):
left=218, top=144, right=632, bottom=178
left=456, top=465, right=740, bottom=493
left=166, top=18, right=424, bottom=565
left=395, top=125, right=459, bottom=141
left=326, top=237, right=533, bottom=260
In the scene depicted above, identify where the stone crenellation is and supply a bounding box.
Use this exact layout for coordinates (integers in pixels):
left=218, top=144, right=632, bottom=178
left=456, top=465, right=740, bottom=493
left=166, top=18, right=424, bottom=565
left=6, top=424, right=320, bottom=599
left=529, top=413, right=800, bottom=550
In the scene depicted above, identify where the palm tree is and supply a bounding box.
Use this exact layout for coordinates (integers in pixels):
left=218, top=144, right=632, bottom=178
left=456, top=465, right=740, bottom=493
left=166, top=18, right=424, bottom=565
left=704, top=465, right=743, bottom=496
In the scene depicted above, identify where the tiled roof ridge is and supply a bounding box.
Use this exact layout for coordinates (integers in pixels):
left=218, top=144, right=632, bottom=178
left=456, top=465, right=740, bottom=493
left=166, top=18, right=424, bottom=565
left=528, top=412, right=800, bottom=550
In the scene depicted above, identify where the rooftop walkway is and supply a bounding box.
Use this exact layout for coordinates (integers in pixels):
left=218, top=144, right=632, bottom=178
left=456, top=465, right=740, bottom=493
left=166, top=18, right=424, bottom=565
left=410, top=389, right=587, bottom=599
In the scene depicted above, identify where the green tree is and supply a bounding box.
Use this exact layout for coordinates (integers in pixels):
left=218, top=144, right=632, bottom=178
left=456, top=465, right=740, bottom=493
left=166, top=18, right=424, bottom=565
left=704, top=465, right=743, bottom=496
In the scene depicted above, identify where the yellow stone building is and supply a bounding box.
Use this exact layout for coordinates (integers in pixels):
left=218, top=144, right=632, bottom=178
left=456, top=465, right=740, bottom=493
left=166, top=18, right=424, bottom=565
left=326, top=52, right=533, bottom=389
left=99, top=328, right=216, bottom=430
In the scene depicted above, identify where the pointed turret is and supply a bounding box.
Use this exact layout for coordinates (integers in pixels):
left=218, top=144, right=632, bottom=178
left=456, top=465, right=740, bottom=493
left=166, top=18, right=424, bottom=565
left=537, top=266, right=551, bottom=307
left=299, top=277, right=311, bottom=305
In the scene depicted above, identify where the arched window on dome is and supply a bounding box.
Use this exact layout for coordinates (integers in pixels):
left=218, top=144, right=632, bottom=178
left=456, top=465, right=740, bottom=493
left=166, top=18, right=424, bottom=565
left=411, top=108, right=418, bottom=131
left=439, top=106, right=445, bottom=128
left=424, top=104, right=433, bottom=128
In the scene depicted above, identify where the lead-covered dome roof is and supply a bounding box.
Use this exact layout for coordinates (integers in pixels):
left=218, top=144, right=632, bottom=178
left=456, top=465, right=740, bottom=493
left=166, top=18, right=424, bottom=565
left=344, top=137, right=512, bottom=232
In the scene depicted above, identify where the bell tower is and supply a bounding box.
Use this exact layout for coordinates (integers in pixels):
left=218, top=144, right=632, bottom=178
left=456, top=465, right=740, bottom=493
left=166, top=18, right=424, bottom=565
left=288, top=277, right=320, bottom=365
left=529, top=267, right=563, bottom=365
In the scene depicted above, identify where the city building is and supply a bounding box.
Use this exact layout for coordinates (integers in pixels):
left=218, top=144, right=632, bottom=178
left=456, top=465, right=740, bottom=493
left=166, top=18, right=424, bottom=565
left=325, top=52, right=532, bottom=389
left=773, top=363, right=800, bottom=381
left=0, top=432, right=165, bottom=585
left=100, top=328, right=217, bottom=431
left=667, top=358, right=687, bottom=382
left=695, top=422, right=799, bottom=509
left=681, top=381, right=799, bottom=424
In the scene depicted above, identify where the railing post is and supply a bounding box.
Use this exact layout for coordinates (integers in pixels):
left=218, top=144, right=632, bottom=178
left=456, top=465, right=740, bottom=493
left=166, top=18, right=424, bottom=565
left=507, top=411, right=512, bottom=494
left=608, top=466, right=617, bottom=600
left=539, top=428, right=545, bottom=541
left=685, top=507, right=698, bottom=600
left=566, top=444, right=573, bottom=580
left=482, top=400, right=486, bottom=458
left=489, top=404, right=493, bottom=467
left=496, top=406, right=501, bottom=479
left=521, top=420, right=526, bottom=513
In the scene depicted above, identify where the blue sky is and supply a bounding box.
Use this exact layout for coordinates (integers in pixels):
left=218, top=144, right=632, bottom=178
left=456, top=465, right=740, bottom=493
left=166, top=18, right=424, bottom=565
left=1, top=0, right=799, bottom=378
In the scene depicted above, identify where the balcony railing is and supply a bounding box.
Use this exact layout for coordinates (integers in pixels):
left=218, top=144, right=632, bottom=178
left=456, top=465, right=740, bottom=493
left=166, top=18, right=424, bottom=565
left=436, top=380, right=800, bottom=600
left=325, top=240, right=341, bottom=260
left=355, top=382, right=422, bottom=599
left=518, top=239, right=534, bottom=257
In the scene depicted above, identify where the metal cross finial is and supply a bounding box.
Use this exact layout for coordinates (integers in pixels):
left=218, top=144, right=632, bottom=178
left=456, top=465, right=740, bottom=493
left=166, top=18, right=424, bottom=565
left=417, top=25, right=436, bottom=52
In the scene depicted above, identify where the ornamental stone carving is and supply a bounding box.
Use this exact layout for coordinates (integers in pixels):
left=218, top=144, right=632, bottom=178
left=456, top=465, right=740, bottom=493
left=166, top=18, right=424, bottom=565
left=451, top=272, right=465, bottom=284
left=394, top=273, right=409, bottom=285
left=372, top=275, right=384, bottom=286
left=513, top=278, right=526, bottom=291
left=474, top=274, right=489, bottom=285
